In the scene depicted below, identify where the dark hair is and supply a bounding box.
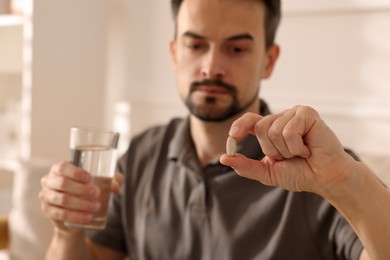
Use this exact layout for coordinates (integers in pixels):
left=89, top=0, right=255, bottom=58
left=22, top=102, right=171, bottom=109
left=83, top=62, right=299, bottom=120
left=170, top=0, right=281, bottom=49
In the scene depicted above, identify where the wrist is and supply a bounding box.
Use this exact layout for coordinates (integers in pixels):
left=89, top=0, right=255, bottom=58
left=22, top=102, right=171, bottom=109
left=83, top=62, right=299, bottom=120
left=315, top=150, right=365, bottom=198
left=54, top=223, right=85, bottom=239
left=48, top=224, right=92, bottom=260
left=319, top=159, right=383, bottom=222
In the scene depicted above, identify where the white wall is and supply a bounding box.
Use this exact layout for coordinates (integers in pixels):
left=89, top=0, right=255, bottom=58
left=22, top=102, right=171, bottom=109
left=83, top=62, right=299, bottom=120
left=262, top=8, right=390, bottom=156
left=0, top=17, right=23, bottom=159
left=29, top=0, right=108, bottom=160
left=103, top=0, right=186, bottom=153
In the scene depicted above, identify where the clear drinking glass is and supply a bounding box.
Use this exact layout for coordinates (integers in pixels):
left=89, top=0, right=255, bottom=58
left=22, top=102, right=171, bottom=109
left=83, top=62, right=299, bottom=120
left=64, top=127, right=119, bottom=230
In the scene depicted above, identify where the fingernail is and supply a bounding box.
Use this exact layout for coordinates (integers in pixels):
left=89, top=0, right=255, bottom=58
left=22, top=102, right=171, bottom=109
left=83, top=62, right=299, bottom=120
left=81, top=172, right=90, bottom=182
left=89, top=203, right=95, bottom=211
left=90, top=187, right=98, bottom=197
left=90, top=202, right=100, bottom=212
left=83, top=214, right=92, bottom=222
left=230, top=125, right=240, bottom=136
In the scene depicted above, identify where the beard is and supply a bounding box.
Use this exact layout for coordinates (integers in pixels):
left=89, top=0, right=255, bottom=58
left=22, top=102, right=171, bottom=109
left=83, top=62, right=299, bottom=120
left=184, top=79, right=258, bottom=122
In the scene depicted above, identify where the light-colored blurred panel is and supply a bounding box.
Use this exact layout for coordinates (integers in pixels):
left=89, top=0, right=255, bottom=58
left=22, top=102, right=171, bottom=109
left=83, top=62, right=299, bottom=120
left=283, top=0, right=390, bottom=14
left=263, top=10, right=390, bottom=155
left=0, top=20, right=22, bottom=73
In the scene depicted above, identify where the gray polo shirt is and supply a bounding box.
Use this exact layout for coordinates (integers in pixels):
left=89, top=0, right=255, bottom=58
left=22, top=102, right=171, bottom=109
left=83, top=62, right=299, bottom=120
left=87, top=102, right=363, bottom=260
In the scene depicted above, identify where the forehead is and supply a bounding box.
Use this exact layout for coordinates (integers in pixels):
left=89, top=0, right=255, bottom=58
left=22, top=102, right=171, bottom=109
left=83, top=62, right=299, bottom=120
left=177, top=0, right=266, bottom=41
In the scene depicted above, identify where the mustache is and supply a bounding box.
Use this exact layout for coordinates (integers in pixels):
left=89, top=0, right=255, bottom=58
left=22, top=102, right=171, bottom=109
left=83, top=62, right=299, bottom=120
left=190, top=79, right=237, bottom=94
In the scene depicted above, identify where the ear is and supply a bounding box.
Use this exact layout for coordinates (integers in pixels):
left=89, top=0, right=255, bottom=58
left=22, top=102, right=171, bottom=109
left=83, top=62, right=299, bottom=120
left=262, top=44, right=280, bottom=79
left=169, top=38, right=177, bottom=71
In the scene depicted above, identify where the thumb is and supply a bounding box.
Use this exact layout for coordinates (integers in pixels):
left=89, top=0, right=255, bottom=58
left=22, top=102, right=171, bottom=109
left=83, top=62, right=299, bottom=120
left=111, top=172, right=125, bottom=193
left=220, top=153, right=272, bottom=185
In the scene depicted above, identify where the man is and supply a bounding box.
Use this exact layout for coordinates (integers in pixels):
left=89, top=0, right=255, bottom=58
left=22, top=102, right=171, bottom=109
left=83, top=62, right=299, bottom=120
left=39, top=0, right=389, bottom=259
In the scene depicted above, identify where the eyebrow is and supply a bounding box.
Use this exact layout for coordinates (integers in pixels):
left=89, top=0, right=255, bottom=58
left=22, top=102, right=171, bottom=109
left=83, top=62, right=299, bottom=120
left=226, top=33, right=254, bottom=42
left=182, top=31, right=205, bottom=40
left=182, top=31, right=254, bottom=42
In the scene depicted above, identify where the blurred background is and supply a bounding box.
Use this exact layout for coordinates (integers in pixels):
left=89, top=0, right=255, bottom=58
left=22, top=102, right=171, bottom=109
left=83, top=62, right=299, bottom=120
left=0, top=0, right=390, bottom=258
left=1, top=0, right=390, bottom=162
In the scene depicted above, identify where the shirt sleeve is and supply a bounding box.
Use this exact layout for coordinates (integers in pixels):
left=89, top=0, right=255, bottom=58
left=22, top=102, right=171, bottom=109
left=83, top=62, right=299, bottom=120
left=330, top=212, right=364, bottom=260
left=304, top=193, right=364, bottom=260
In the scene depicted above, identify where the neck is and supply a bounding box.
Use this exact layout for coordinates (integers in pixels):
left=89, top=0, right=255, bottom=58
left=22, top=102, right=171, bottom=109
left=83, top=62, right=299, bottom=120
left=190, top=99, right=260, bottom=167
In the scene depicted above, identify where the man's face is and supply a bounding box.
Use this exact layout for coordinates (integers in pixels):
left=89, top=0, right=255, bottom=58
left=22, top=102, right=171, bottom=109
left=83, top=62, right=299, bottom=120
left=170, top=0, right=278, bottom=122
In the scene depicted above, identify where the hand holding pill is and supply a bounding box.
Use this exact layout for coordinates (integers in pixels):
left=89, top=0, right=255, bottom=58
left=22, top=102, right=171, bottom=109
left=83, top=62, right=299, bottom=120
left=220, top=105, right=355, bottom=195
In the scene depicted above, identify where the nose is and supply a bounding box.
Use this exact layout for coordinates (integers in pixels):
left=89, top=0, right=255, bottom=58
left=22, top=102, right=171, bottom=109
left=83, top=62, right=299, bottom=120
left=200, top=48, right=226, bottom=79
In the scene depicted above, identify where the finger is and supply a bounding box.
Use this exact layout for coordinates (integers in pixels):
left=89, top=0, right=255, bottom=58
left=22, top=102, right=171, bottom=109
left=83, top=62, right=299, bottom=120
left=41, top=174, right=100, bottom=198
left=39, top=189, right=100, bottom=213
left=283, top=109, right=311, bottom=158
left=260, top=110, right=297, bottom=159
left=220, top=153, right=274, bottom=186
left=111, top=172, right=125, bottom=193
left=50, top=161, right=91, bottom=183
left=229, top=112, right=263, bottom=138
left=253, top=114, right=285, bottom=160
left=40, top=198, right=93, bottom=224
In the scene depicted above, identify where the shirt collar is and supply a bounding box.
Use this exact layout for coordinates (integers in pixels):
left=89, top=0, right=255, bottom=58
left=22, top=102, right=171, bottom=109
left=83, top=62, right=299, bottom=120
left=168, top=99, right=271, bottom=165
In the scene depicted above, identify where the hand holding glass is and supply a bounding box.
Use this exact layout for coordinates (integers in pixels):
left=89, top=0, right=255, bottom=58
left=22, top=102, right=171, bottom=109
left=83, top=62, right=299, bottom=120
left=64, top=127, right=119, bottom=230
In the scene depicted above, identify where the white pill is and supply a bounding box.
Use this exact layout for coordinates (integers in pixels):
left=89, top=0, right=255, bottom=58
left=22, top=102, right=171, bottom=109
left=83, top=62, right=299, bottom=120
left=226, top=136, right=237, bottom=157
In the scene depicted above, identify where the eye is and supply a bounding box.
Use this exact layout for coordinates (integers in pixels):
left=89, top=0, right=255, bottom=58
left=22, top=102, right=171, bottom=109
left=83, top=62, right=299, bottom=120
left=189, top=43, right=203, bottom=50
left=224, top=43, right=249, bottom=55
left=230, top=46, right=245, bottom=54
left=183, top=39, right=207, bottom=52
left=231, top=47, right=244, bottom=53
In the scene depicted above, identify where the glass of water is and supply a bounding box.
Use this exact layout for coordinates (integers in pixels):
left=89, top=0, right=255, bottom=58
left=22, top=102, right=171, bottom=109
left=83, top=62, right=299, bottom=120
left=64, top=127, right=119, bottom=230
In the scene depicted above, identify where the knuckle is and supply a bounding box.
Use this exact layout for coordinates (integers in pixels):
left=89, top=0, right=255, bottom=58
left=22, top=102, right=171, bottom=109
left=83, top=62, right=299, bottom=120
left=268, top=127, right=280, bottom=140
left=42, top=204, right=56, bottom=219
left=40, top=203, right=49, bottom=214
left=55, top=193, right=69, bottom=205
left=40, top=176, right=47, bottom=187
left=51, top=161, right=71, bottom=177
left=236, top=112, right=257, bottom=125
left=40, top=202, right=70, bottom=222
left=54, top=209, right=69, bottom=221
left=56, top=161, right=69, bottom=173
left=243, top=111, right=256, bottom=118
left=267, top=151, right=282, bottom=160
left=254, top=120, right=267, bottom=136
left=38, top=191, right=45, bottom=202
left=49, top=164, right=56, bottom=173
left=298, top=105, right=318, bottom=117
left=282, top=128, right=295, bottom=141
left=55, top=177, right=67, bottom=190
